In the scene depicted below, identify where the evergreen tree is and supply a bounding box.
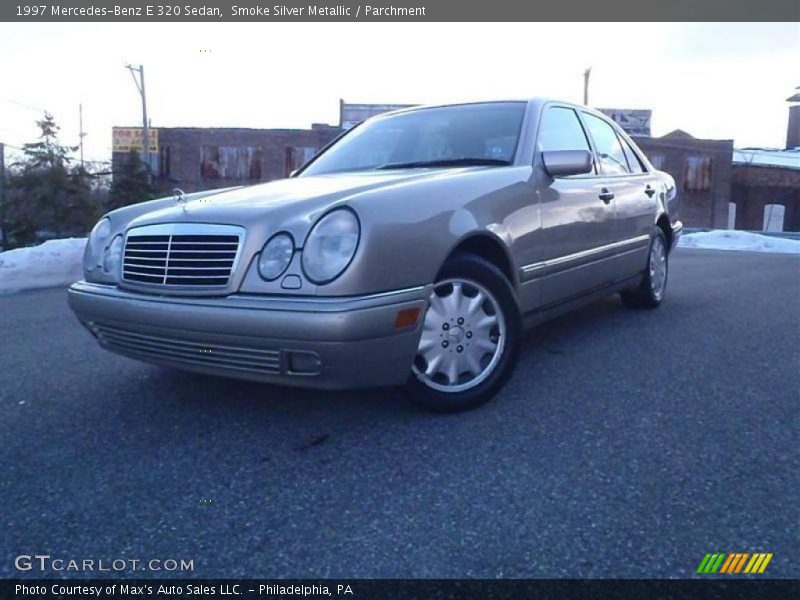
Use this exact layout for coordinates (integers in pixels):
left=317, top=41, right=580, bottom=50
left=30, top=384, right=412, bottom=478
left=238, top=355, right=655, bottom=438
left=107, top=150, right=155, bottom=211
left=5, top=112, right=101, bottom=247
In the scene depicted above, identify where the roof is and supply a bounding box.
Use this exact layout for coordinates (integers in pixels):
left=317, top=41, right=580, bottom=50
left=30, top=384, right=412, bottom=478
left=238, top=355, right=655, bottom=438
left=733, top=148, right=800, bottom=170
left=373, top=97, right=606, bottom=121
left=662, top=129, right=696, bottom=140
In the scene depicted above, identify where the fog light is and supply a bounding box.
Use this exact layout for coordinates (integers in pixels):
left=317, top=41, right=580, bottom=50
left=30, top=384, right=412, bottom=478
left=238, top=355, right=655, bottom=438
left=288, top=351, right=322, bottom=374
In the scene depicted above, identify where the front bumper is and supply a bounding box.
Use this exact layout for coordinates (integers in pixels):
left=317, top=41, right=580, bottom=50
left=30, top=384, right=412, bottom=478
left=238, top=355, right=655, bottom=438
left=67, top=281, right=429, bottom=390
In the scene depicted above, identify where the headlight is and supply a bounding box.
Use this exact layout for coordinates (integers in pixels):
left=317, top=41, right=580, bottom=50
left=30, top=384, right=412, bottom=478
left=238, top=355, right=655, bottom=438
left=103, top=235, right=123, bottom=276
left=84, top=217, right=111, bottom=270
left=302, top=209, right=360, bottom=284
left=258, top=233, right=294, bottom=281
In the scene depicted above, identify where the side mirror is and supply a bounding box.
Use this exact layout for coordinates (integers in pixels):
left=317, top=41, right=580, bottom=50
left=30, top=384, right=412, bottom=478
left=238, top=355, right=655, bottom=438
left=542, top=150, right=593, bottom=177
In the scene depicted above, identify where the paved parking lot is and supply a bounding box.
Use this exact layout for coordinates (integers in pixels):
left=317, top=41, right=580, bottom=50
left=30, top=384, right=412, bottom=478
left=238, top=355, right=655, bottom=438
left=1, top=248, right=798, bottom=578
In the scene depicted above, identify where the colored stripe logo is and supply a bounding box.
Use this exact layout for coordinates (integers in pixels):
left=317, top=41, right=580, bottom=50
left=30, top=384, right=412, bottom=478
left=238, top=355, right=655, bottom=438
left=697, top=553, right=773, bottom=574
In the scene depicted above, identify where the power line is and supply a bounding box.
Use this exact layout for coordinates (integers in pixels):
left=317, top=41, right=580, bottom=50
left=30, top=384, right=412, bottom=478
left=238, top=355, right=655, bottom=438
left=0, top=96, right=48, bottom=113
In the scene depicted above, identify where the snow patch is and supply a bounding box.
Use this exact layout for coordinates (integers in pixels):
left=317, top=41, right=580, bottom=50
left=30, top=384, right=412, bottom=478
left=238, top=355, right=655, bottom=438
left=0, top=238, right=87, bottom=295
left=678, top=230, right=800, bottom=254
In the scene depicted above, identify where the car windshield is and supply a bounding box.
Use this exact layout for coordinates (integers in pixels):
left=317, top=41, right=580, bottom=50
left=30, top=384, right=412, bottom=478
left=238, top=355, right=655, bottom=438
left=300, top=102, right=527, bottom=176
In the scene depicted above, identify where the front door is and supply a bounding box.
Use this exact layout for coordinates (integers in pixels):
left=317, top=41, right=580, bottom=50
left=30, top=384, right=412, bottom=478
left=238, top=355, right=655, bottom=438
left=532, top=105, right=618, bottom=307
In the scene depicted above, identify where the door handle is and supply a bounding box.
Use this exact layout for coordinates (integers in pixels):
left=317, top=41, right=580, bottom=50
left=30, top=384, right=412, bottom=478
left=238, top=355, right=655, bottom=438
left=645, top=184, right=656, bottom=197
left=599, top=188, right=614, bottom=204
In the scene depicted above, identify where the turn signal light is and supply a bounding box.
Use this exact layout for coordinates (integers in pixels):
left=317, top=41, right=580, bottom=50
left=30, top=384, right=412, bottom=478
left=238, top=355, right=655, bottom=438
left=394, top=307, right=421, bottom=329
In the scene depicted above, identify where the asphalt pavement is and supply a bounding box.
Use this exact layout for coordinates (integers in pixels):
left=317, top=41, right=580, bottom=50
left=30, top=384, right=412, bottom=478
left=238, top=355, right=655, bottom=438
left=1, top=248, right=798, bottom=578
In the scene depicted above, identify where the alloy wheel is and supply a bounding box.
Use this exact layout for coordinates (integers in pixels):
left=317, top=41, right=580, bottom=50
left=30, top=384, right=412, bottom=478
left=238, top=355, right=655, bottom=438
left=412, top=278, right=507, bottom=393
left=649, top=236, right=667, bottom=300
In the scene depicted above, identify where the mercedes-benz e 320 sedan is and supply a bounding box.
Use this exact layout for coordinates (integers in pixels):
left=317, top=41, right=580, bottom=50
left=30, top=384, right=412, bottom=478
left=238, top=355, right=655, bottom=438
left=69, top=99, right=681, bottom=411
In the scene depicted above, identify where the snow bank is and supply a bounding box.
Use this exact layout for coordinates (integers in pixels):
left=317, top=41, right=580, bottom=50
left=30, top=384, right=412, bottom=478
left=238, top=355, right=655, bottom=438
left=0, top=238, right=86, bottom=295
left=678, top=230, right=800, bottom=254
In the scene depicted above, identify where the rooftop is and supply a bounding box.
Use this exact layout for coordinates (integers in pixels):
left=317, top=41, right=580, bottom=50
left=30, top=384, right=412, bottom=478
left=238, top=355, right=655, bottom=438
left=733, top=148, right=800, bottom=170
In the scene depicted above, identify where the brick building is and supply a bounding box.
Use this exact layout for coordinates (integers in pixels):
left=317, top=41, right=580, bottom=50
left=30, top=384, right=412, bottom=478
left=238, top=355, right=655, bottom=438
left=113, top=124, right=341, bottom=194
left=637, top=131, right=734, bottom=229
left=727, top=90, right=800, bottom=232
left=730, top=149, right=800, bottom=232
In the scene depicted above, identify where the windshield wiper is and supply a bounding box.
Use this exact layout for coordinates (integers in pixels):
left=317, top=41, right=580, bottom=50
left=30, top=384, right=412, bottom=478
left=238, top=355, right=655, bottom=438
left=375, top=158, right=511, bottom=170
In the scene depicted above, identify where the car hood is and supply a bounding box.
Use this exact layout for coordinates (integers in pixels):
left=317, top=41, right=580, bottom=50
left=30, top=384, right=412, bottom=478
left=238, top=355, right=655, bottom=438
left=127, top=169, right=460, bottom=233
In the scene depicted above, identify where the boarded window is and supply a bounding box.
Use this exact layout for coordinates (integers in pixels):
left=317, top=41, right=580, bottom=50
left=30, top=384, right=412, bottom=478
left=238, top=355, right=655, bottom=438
left=159, top=146, right=171, bottom=177
left=647, top=153, right=665, bottom=170
left=285, top=146, right=317, bottom=176
left=200, top=146, right=263, bottom=180
left=684, top=156, right=712, bottom=191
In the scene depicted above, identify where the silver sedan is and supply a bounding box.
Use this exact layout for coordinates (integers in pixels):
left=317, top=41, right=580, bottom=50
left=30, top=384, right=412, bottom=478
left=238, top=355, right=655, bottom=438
left=68, top=99, right=681, bottom=411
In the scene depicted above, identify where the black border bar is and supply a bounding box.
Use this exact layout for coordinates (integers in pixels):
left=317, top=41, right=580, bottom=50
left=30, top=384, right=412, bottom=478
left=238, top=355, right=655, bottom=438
left=5, top=579, right=800, bottom=600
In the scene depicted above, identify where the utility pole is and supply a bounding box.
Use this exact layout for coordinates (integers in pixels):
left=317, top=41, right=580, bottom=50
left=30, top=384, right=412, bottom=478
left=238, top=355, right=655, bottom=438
left=583, top=67, right=592, bottom=106
left=78, top=103, right=87, bottom=168
left=125, top=64, right=150, bottom=180
left=0, top=142, right=6, bottom=250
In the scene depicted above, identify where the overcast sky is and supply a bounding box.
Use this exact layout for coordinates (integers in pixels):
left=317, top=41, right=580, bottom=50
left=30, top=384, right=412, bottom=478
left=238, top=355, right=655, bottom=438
left=0, top=22, right=797, bottom=163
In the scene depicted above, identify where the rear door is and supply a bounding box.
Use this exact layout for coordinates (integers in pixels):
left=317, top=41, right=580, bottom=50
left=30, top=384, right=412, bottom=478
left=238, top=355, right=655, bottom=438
left=533, top=105, right=618, bottom=307
left=615, top=131, right=660, bottom=245
left=580, top=112, right=654, bottom=281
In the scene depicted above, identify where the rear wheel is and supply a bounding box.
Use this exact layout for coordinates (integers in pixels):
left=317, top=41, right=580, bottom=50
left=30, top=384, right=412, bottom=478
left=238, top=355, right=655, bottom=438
left=621, top=228, right=668, bottom=309
left=407, top=254, right=521, bottom=412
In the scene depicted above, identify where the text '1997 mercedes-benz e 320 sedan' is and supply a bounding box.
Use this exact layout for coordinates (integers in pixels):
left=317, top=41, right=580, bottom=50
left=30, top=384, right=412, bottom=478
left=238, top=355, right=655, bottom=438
left=68, top=99, right=682, bottom=411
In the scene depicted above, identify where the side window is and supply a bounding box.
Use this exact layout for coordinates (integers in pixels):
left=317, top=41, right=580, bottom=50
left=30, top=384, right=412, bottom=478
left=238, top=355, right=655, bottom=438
left=538, top=107, right=596, bottom=174
left=582, top=113, right=630, bottom=176
left=619, top=136, right=648, bottom=173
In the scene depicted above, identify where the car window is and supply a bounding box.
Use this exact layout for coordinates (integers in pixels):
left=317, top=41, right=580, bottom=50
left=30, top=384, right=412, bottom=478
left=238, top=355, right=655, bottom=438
left=619, top=135, right=648, bottom=174
left=538, top=107, right=594, bottom=152
left=537, top=107, right=597, bottom=175
left=582, top=113, right=631, bottom=176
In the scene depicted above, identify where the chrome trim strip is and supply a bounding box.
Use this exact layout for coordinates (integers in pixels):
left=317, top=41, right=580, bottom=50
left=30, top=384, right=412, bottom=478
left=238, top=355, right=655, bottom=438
left=520, top=234, right=650, bottom=281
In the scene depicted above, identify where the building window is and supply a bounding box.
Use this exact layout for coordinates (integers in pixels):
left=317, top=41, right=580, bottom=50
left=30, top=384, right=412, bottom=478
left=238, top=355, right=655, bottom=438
left=200, top=146, right=263, bottom=180
left=647, top=153, right=665, bottom=170
left=763, top=204, right=785, bottom=232
left=684, top=156, right=712, bottom=191
left=285, top=146, right=318, bottom=177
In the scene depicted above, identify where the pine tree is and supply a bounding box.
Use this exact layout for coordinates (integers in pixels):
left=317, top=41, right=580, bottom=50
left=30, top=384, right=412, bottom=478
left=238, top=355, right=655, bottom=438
left=22, top=112, right=74, bottom=169
left=5, top=112, right=101, bottom=246
left=107, top=150, right=155, bottom=211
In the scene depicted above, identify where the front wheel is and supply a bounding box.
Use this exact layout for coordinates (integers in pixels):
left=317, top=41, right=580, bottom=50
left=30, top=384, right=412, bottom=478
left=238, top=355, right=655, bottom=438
left=621, top=228, right=668, bottom=309
left=407, top=254, right=521, bottom=412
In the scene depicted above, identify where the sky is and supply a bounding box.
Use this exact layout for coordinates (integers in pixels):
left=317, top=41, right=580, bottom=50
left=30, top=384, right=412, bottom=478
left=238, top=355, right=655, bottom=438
left=0, top=22, right=797, bottom=164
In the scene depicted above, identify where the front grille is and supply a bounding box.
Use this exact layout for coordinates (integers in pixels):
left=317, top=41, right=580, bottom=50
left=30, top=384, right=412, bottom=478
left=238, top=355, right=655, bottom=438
left=122, top=225, right=242, bottom=287
left=89, top=323, right=281, bottom=375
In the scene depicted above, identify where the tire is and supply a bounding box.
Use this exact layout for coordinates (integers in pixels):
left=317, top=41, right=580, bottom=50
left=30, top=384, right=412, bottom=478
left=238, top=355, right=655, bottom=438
left=406, top=253, right=522, bottom=412
left=621, top=228, right=668, bottom=309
